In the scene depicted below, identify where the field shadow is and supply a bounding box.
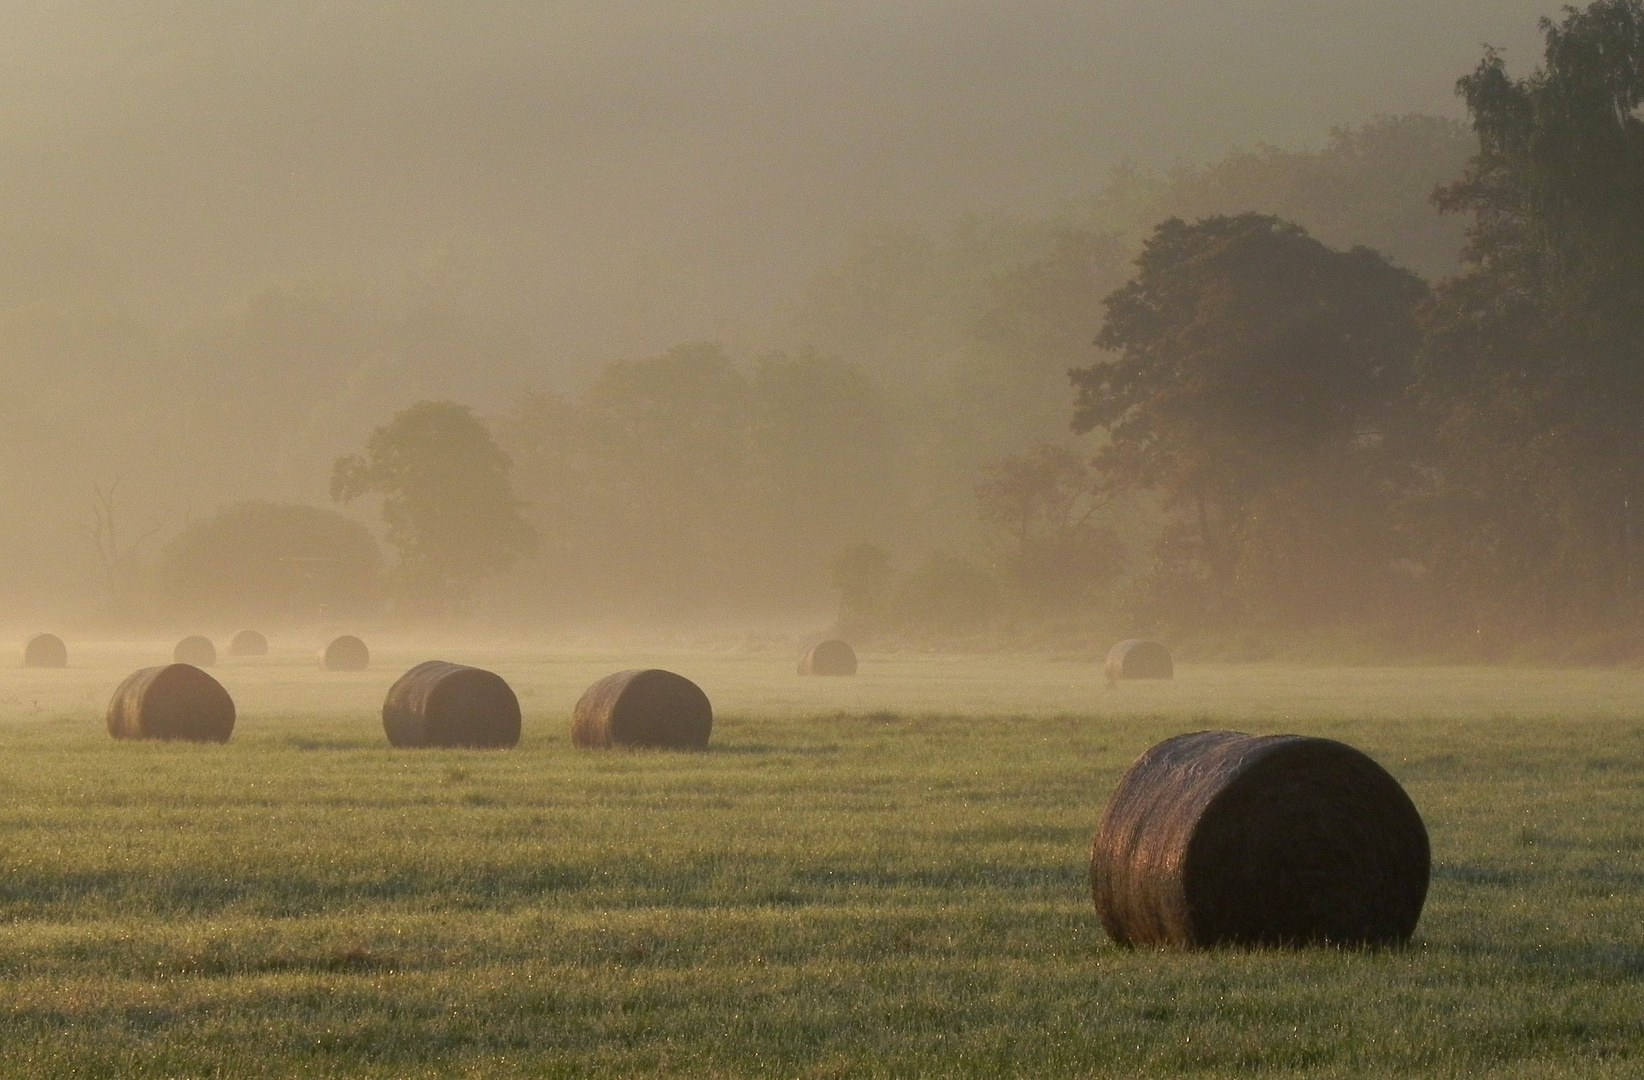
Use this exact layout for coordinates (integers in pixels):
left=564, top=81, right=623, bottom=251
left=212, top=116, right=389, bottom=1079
left=282, top=734, right=378, bottom=751
left=711, top=742, right=842, bottom=756
left=1434, top=862, right=1644, bottom=890
left=1437, top=937, right=1644, bottom=978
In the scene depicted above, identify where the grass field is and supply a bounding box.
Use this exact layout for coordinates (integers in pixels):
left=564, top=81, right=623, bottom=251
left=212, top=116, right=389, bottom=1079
left=1, top=641, right=1641, bottom=1078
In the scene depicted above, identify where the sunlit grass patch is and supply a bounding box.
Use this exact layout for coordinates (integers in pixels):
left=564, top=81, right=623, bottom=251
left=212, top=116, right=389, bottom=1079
left=0, top=650, right=1640, bottom=1076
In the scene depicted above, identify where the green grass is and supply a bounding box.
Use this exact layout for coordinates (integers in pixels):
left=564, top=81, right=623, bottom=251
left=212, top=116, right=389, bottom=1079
left=1, top=642, right=1641, bottom=1077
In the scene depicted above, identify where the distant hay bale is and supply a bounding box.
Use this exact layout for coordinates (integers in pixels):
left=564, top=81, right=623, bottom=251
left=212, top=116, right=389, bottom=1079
left=228, top=629, right=268, bottom=657
left=173, top=635, right=217, bottom=667
left=1091, top=730, right=1430, bottom=949
left=571, top=669, right=712, bottom=750
left=320, top=635, right=370, bottom=671
left=381, top=660, right=521, bottom=748
left=106, top=663, right=236, bottom=742
left=798, top=639, right=858, bottom=676
left=1105, top=639, right=1173, bottom=680
left=22, top=633, right=67, bottom=668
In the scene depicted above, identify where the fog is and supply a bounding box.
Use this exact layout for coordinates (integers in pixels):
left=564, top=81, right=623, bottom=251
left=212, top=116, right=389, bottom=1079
left=0, top=3, right=1545, bottom=333
left=0, top=1, right=1557, bottom=645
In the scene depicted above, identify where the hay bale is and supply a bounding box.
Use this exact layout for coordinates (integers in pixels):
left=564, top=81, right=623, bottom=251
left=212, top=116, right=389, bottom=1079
left=21, top=633, right=67, bottom=668
left=798, top=639, right=857, bottom=676
left=320, top=635, right=369, bottom=671
left=229, top=629, right=268, bottom=657
left=1091, top=730, right=1430, bottom=949
left=571, top=669, right=712, bottom=749
left=106, top=663, right=236, bottom=742
left=173, top=635, right=217, bottom=667
left=381, top=660, right=521, bottom=748
left=1105, top=639, right=1173, bottom=680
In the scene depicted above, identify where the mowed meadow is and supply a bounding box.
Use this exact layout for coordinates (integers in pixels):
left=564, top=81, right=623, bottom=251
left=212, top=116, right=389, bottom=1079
left=0, top=644, right=1641, bottom=1078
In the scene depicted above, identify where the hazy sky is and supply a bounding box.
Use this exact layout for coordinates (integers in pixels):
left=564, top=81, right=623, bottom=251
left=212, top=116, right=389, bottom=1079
left=0, top=1, right=1550, bottom=358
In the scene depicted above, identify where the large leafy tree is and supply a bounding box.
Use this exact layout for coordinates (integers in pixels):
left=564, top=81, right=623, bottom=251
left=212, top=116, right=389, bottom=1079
left=1071, top=214, right=1426, bottom=628
left=1412, top=0, right=1644, bottom=636
left=332, top=400, right=534, bottom=613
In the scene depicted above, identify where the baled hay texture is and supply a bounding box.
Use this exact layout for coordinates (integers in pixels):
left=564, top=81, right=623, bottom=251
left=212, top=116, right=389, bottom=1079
left=1091, top=730, right=1429, bottom=949
left=1105, top=639, right=1173, bottom=680
left=321, top=635, right=370, bottom=671
left=798, top=639, right=858, bottom=676
left=228, top=629, right=268, bottom=656
left=382, top=660, right=521, bottom=749
left=106, top=663, right=236, bottom=742
left=22, top=633, right=67, bottom=668
left=173, top=635, right=217, bottom=667
left=572, top=669, right=712, bottom=749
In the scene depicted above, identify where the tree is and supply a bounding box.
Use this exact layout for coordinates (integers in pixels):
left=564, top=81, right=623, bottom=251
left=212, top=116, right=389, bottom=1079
left=82, top=480, right=165, bottom=617
left=1071, top=214, right=1426, bottom=627
left=831, top=541, right=892, bottom=636
left=155, top=501, right=382, bottom=621
left=749, top=349, right=906, bottom=588
left=974, top=443, right=1122, bottom=611
left=332, top=400, right=534, bottom=613
left=1414, top=0, right=1644, bottom=635
left=1155, top=115, right=1475, bottom=281
left=891, top=552, right=1001, bottom=636
left=498, top=342, right=905, bottom=615
left=556, top=341, right=756, bottom=610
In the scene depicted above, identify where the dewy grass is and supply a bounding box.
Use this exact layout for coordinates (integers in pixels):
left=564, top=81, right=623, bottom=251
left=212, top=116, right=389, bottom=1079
left=0, top=644, right=1641, bottom=1077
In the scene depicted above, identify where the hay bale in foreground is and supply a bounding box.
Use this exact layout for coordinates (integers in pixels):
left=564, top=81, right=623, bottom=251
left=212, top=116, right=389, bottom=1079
left=572, top=669, right=712, bottom=749
left=1091, top=730, right=1429, bottom=949
left=106, top=663, right=236, bottom=742
left=173, top=635, right=217, bottom=667
left=1104, top=639, right=1173, bottom=680
left=381, top=660, right=521, bottom=748
left=320, top=635, right=369, bottom=671
left=22, top=633, right=67, bottom=668
left=798, top=639, right=858, bottom=676
left=228, top=629, right=268, bottom=656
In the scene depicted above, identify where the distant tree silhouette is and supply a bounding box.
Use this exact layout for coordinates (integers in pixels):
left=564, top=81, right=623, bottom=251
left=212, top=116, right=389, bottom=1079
left=155, top=501, right=381, bottom=621
left=332, top=400, right=533, bottom=614
left=974, top=444, right=1122, bottom=611
left=1413, top=0, right=1644, bottom=636
left=831, top=541, right=892, bottom=635
left=1072, top=214, right=1425, bottom=629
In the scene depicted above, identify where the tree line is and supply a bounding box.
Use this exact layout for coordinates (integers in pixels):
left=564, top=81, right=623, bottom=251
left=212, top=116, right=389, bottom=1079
left=1069, top=0, right=1644, bottom=658
left=146, top=3, right=1644, bottom=659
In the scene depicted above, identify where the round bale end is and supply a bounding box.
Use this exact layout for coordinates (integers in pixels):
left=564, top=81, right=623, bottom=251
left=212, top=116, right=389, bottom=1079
left=1091, top=730, right=1429, bottom=949
left=798, top=639, right=858, bottom=676
left=106, top=663, right=236, bottom=742
left=22, top=633, right=67, bottom=668
left=321, top=635, right=370, bottom=671
left=382, top=660, right=521, bottom=748
left=173, top=635, right=217, bottom=667
left=228, top=629, right=268, bottom=656
left=1105, top=639, right=1173, bottom=680
left=571, top=669, right=712, bottom=750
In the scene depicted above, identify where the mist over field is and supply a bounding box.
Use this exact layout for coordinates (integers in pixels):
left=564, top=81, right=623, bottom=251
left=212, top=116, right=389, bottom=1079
left=1, top=1, right=1608, bottom=657
left=7, top=11, right=1644, bottom=1073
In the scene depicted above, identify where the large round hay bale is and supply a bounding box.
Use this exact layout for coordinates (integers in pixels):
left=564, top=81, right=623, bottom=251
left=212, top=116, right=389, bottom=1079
left=1091, top=730, right=1429, bottom=949
left=571, top=669, right=712, bottom=750
left=381, top=660, right=521, bottom=748
left=1105, top=639, right=1173, bottom=680
left=22, top=633, right=67, bottom=668
left=173, top=635, right=217, bottom=667
left=320, top=635, right=369, bottom=671
left=228, top=629, right=268, bottom=657
left=106, top=663, right=236, bottom=742
left=798, top=639, right=857, bottom=676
